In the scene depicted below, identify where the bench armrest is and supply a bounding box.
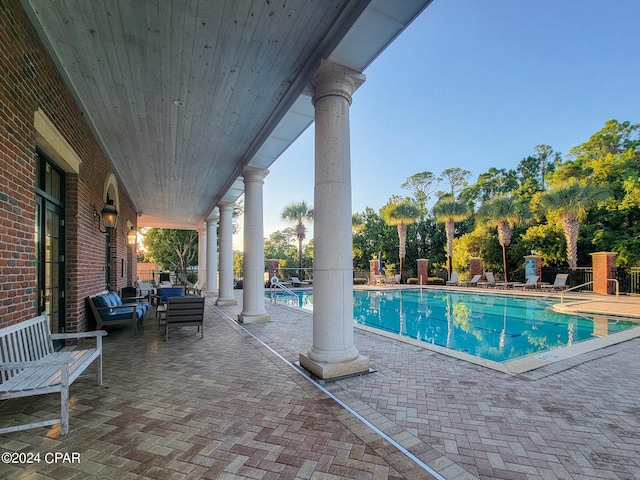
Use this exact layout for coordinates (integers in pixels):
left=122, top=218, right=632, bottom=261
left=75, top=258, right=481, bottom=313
left=0, top=354, right=75, bottom=370
left=50, top=330, right=107, bottom=340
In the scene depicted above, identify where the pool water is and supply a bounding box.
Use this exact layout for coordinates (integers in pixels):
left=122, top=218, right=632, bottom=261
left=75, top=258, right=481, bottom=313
left=269, top=289, right=639, bottom=362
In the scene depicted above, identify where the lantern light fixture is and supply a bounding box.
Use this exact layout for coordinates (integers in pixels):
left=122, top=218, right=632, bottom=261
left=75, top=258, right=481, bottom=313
left=93, top=199, right=119, bottom=233
left=127, top=226, right=137, bottom=246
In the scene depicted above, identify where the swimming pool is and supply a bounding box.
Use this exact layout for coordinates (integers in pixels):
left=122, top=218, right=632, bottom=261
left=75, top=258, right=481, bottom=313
left=268, top=288, right=639, bottom=363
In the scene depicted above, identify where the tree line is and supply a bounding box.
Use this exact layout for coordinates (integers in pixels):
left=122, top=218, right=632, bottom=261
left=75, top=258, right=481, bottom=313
left=353, top=119, right=639, bottom=282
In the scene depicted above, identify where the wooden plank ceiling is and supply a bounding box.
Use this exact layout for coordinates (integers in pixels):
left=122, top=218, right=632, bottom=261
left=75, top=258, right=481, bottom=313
left=21, top=0, right=430, bottom=229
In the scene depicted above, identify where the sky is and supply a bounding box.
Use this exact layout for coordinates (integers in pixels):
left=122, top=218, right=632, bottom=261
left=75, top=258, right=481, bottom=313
left=237, top=0, right=640, bottom=246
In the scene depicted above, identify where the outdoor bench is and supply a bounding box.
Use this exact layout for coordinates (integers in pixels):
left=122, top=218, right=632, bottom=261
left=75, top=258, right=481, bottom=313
left=0, top=314, right=107, bottom=435
left=88, top=290, right=150, bottom=333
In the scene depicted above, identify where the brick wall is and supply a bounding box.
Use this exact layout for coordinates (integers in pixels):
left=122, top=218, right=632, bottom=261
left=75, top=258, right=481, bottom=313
left=0, top=0, right=137, bottom=330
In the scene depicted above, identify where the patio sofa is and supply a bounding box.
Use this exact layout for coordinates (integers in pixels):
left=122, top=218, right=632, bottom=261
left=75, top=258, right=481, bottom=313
left=156, top=286, right=185, bottom=306
left=88, top=291, right=150, bottom=333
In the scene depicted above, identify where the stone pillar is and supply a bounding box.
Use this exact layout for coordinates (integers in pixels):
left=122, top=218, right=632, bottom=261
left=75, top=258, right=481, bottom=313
left=417, top=259, right=428, bottom=285
left=524, top=255, right=542, bottom=280
left=267, top=259, right=280, bottom=283
left=206, top=209, right=219, bottom=295
left=591, top=252, right=617, bottom=294
left=197, top=223, right=207, bottom=287
left=299, top=59, right=369, bottom=380
left=215, top=202, right=237, bottom=306
left=238, top=166, right=270, bottom=323
left=469, top=257, right=483, bottom=278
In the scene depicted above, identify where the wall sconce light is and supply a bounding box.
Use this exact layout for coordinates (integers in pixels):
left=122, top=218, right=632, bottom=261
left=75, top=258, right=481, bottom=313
left=93, top=199, right=119, bottom=233
left=127, top=226, right=137, bottom=246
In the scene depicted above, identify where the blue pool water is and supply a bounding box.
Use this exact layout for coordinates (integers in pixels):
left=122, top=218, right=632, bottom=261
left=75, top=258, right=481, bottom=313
left=268, top=289, right=639, bottom=362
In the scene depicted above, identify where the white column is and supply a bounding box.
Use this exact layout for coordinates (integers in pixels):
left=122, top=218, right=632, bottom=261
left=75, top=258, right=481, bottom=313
left=197, top=223, right=207, bottom=287
left=206, top=208, right=219, bottom=295
left=299, top=59, right=369, bottom=379
left=215, top=202, right=236, bottom=305
left=238, top=166, right=270, bottom=323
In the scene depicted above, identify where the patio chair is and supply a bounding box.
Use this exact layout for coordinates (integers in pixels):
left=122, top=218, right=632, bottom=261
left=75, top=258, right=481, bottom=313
left=512, top=275, right=540, bottom=290
left=290, top=276, right=309, bottom=287
left=540, top=273, right=569, bottom=291
left=477, top=272, right=496, bottom=288
left=446, top=273, right=459, bottom=286
left=164, top=296, right=205, bottom=341
left=460, top=274, right=482, bottom=287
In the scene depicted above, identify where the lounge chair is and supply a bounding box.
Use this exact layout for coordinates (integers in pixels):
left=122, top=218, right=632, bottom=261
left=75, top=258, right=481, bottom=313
left=477, top=272, right=496, bottom=288
left=512, top=275, right=540, bottom=290
left=460, top=274, right=482, bottom=287
left=540, top=273, right=569, bottom=291
left=136, top=281, right=153, bottom=299
left=290, top=276, right=310, bottom=287
left=446, top=273, right=459, bottom=286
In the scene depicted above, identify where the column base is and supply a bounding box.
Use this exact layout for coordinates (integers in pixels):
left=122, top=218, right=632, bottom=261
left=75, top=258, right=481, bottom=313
left=215, top=298, right=237, bottom=306
left=299, top=353, right=370, bottom=380
left=237, top=312, right=271, bottom=323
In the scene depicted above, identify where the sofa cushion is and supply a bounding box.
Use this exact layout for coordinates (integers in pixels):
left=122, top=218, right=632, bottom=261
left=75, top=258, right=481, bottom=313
left=157, top=287, right=184, bottom=305
left=108, top=291, right=123, bottom=306
left=93, top=295, right=110, bottom=308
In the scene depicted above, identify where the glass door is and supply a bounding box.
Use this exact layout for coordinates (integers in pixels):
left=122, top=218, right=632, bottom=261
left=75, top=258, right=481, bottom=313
left=35, top=151, right=65, bottom=334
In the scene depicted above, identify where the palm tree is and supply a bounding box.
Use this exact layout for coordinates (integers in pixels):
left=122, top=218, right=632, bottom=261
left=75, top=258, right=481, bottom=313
left=477, top=195, right=529, bottom=281
left=433, top=195, right=471, bottom=278
left=380, top=196, right=420, bottom=283
left=281, top=200, right=313, bottom=279
left=539, top=181, right=611, bottom=269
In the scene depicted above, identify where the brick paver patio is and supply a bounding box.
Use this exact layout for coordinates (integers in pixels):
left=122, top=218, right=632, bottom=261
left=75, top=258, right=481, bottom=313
left=1, top=290, right=639, bottom=479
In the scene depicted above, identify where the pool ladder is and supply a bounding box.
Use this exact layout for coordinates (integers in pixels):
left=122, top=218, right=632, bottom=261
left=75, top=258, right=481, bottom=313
left=269, top=279, right=297, bottom=303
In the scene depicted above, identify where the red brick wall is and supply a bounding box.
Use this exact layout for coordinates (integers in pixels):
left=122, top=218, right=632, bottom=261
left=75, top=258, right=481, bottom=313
left=591, top=252, right=617, bottom=295
left=0, top=1, right=137, bottom=330
left=469, top=257, right=483, bottom=278
left=416, top=259, right=428, bottom=284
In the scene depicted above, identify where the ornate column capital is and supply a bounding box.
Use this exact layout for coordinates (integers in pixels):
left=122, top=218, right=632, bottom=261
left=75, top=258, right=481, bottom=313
left=206, top=206, right=220, bottom=224
left=218, top=201, right=234, bottom=213
left=242, top=166, right=269, bottom=184
left=310, top=59, right=365, bottom=106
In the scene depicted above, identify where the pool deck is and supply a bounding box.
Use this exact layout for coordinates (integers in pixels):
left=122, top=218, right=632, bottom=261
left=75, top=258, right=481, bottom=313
left=2, top=289, right=639, bottom=479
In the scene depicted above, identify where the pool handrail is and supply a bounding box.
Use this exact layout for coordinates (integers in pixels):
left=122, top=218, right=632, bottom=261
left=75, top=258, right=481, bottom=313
left=559, top=278, right=619, bottom=304
left=269, top=279, right=297, bottom=302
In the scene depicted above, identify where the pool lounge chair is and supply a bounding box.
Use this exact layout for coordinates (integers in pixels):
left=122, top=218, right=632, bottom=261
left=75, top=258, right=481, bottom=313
left=477, top=272, right=496, bottom=288
left=290, top=276, right=309, bottom=287
left=540, top=273, right=569, bottom=291
left=460, top=274, right=482, bottom=287
left=446, top=273, right=459, bottom=286
left=512, top=275, right=540, bottom=290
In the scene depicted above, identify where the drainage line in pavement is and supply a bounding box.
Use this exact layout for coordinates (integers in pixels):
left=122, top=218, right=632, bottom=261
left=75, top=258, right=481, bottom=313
left=212, top=302, right=447, bottom=480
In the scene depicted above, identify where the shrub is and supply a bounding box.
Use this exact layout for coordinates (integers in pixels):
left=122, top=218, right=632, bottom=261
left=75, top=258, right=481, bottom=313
left=353, top=277, right=369, bottom=285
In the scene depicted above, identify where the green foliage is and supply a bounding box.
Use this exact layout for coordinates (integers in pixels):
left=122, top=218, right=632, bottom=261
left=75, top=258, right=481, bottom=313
left=401, top=171, right=440, bottom=216
left=520, top=223, right=566, bottom=266
left=350, top=119, right=639, bottom=272
left=233, top=250, right=244, bottom=278
left=142, top=228, right=198, bottom=282
left=461, top=167, right=518, bottom=205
